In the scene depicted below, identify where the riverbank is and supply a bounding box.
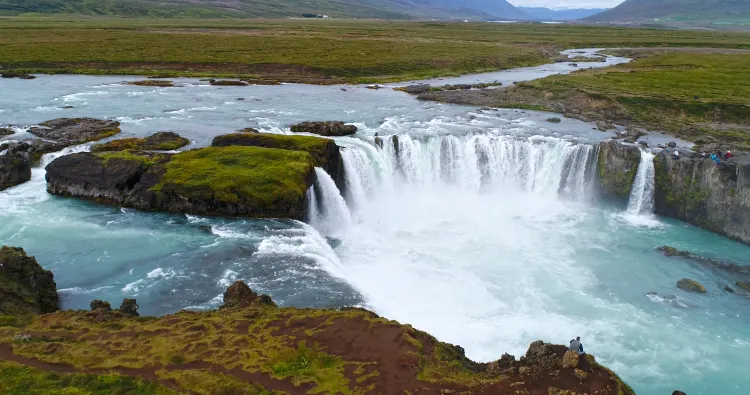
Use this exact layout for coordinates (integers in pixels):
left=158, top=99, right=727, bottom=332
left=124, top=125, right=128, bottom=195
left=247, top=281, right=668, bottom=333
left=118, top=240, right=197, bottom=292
left=416, top=48, right=750, bottom=153
left=2, top=18, right=750, bottom=83
left=0, top=246, right=635, bottom=394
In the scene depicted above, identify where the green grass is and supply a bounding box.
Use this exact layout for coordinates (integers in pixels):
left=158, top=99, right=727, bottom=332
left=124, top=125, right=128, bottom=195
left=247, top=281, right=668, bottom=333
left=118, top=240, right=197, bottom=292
left=0, top=360, right=173, bottom=395
left=150, top=146, right=314, bottom=207
left=0, top=18, right=749, bottom=83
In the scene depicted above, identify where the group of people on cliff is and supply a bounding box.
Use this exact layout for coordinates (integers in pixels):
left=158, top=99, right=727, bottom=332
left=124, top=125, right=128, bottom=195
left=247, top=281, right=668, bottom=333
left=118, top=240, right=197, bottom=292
left=701, top=150, right=732, bottom=164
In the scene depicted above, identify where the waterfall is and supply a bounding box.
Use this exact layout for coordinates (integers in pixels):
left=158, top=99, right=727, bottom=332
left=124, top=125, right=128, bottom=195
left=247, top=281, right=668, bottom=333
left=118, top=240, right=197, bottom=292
left=308, top=167, right=351, bottom=236
left=626, top=147, right=656, bottom=215
left=341, top=133, right=598, bottom=201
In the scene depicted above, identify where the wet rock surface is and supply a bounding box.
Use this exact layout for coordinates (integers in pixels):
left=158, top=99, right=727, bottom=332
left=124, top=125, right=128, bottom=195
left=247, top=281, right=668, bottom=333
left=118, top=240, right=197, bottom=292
left=28, top=118, right=121, bottom=147
left=654, top=150, right=750, bottom=244
left=290, top=121, right=357, bottom=137
left=596, top=141, right=641, bottom=202
left=92, top=131, right=190, bottom=152
left=0, top=143, right=31, bottom=191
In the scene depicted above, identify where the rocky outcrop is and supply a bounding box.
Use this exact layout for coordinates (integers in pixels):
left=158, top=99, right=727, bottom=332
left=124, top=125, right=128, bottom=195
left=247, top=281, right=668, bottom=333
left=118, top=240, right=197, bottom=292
left=90, top=300, right=112, bottom=311
left=127, top=80, right=174, bottom=87
left=654, top=151, right=750, bottom=243
left=290, top=121, right=357, bottom=137
left=220, top=280, right=275, bottom=309
left=0, top=145, right=31, bottom=191
left=92, top=132, right=190, bottom=152
left=119, top=299, right=139, bottom=316
left=0, top=127, right=13, bottom=136
left=208, top=79, right=247, bottom=86
left=1, top=73, right=35, bottom=79
left=596, top=141, right=641, bottom=202
left=29, top=118, right=121, bottom=146
left=211, top=132, right=346, bottom=194
left=45, top=147, right=316, bottom=219
left=677, top=278, right=707, bottom=293
left=0, top=246, right=58, bottom=317
left=657, top=246, right=750, bottom=275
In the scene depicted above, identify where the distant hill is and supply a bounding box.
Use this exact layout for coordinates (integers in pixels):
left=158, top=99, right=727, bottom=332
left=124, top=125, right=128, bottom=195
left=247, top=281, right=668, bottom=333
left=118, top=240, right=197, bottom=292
left=519, top=7, right=607, bottom=20
left=586, top=0, right=750, bottom=22
left=424, top=0, right=531, bottom=20
left=0, top=0, right=494, bottom=20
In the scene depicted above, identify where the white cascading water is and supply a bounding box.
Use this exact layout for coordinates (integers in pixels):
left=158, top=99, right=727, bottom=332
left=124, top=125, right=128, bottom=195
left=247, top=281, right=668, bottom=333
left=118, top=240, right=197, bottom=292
left=626, top=147, right=656, bottom=215
left=308, top=167, right=352, bottom=237
left=343, top=133, right=598, bottom=200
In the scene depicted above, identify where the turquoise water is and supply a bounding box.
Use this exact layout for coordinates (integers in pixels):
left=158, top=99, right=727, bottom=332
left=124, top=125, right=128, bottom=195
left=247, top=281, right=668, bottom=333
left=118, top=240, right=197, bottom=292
left=1, top=56, right=749, bottom=394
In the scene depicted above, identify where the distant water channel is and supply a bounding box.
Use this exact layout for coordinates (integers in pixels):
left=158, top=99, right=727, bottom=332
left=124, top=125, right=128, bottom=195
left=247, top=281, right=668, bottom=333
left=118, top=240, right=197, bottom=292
left=1, top=50, right=748, bottom=395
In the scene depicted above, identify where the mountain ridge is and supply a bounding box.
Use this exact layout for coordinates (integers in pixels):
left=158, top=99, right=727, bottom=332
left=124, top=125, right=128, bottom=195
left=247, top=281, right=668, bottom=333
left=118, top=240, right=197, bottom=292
left=587, top=0, right=750, bottom=22
left=0, top=0, right=529, bottom=20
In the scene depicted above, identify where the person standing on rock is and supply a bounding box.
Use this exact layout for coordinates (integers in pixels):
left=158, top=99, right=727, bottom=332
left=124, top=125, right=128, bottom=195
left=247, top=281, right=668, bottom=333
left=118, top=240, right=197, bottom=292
left=569, top=336, right=584, bottom=355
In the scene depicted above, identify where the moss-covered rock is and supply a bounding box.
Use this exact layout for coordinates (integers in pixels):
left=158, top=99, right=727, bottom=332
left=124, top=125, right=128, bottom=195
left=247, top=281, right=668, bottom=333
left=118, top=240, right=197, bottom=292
left=209, top=79, right=247, bottom=86
left=596, top=141, right=641, bottom=202
left=46, top=146, right=316, bottom=219
left=211, top=133, right=346, bottom=193
left=0, top=127, right=13, bottom=136
left=92, top=132, right=190, bottom=152
left=0, top=246, right=58, bottom=320
left=677, top=278, right=707, bottom=293
left=736, top=281, right=750, bottom=291
left=653, top=150, right=750, bottom=243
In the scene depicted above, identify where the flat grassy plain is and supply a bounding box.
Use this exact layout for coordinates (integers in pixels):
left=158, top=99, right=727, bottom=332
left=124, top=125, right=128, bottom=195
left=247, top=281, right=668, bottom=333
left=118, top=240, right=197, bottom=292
left=1, top=18, right=750, bottom=83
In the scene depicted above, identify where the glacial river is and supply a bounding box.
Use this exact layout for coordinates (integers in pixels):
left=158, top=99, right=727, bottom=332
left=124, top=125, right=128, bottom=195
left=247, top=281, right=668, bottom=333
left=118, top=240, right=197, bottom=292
left=1, top=50, right=748, bottom=395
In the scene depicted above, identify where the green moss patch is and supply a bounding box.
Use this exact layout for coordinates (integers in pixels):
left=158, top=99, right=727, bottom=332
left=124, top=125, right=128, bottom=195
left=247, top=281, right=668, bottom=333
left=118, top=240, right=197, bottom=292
left=211, top=133, right=335, bottom=167
left=0, top=361, right=173, bottom=395
left=93, top=133, right=189, bottom=152
left=150, top=146, right=314, bottom=207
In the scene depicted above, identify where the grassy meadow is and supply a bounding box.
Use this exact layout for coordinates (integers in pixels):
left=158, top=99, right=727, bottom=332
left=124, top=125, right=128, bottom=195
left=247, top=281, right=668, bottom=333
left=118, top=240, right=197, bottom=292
left=1, top=18, right=750, bottom=83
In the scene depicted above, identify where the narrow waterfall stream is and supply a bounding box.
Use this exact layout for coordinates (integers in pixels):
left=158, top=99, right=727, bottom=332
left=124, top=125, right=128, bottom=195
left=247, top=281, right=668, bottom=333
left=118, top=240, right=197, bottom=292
left=627, top=147, right=656, bottom=215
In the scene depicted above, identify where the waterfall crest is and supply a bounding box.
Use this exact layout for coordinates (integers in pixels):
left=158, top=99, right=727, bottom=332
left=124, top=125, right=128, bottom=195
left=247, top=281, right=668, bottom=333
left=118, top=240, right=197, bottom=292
left=626, top=147, right=656, bottom=215
left=340, top=133, right=599, bottom=202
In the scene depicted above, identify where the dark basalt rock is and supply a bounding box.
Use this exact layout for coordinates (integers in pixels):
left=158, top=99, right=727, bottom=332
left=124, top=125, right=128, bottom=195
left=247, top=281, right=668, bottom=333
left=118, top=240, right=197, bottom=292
left=1, top=73, right=36, bottom=79
left=737, top=281, right=750, bottom=291
left=653, top=150, right=750, bottom=244
left=290, top=121, right=357, bottom=137
left=546, top=117, right=562, bottom=123
left=402, top=84, right=430, bottom=94
left=209, top=79, right=248, bottom=86
left=127, top=80, right=174, bottom=87
left=28, top=118, right=121, bottom=147
left=45, top=146, right=315, bottom=219
left=596, top=141, right=641, bottom=202
left=119, top=298, right=139, bottom=316
left=0, top=127, right=13, bottom=136
left=0, top=246, right=58, bottom=316
left=0, top=145, right=31, bottom=191
left=672, top=391, right=686, bottom=395
left=657, top=246, right=750, bottom=275
left=90, top=300, right=112, bottom=311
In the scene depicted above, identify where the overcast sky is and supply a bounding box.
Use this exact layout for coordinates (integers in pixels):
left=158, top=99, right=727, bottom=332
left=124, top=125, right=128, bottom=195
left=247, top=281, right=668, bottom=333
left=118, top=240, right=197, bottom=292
left=508, top=0, right=624, bottom=8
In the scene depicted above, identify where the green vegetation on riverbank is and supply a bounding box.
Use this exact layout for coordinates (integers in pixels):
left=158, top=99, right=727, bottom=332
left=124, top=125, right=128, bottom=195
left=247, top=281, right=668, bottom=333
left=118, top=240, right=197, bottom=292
left=521, top=51, right=750, bottom=148
left=1, top=18, right=749, bottom=83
